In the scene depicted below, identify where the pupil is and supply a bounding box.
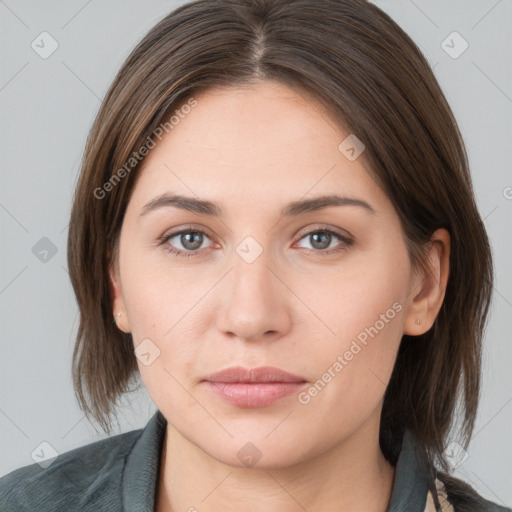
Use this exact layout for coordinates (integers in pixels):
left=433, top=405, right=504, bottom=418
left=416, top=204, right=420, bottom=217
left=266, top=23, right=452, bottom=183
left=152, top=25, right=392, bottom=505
left=182, top=232, right=202, bottom=250
left=311, top=232, right=330, bottom=250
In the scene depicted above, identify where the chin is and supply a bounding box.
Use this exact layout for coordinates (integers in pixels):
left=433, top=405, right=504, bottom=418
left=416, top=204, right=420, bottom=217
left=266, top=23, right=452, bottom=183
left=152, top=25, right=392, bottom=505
left=198, top=435, right=314, bottom=470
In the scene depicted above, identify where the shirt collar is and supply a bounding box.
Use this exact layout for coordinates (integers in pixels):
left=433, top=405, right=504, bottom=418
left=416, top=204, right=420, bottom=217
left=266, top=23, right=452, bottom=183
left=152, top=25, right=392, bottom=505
left=122, top=410, right=429, bottom=512
left=122, top=409, right=167, bottom=512
left=386, top=430, right=430, bottom=511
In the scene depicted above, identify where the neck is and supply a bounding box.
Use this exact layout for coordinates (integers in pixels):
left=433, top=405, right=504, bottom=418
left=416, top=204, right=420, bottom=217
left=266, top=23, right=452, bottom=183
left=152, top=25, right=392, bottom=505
left=155, top=416, right=395, bottom=512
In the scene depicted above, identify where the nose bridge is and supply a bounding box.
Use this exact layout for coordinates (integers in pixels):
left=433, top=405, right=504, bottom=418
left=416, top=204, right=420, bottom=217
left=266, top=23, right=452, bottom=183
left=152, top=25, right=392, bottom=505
left=232, top=242, right=273, bottom=299
left=231, top=239, right=277, bottom=315
left=216, top=234, right=290, bottom=340
left=231, top=231, right=276, bottom=296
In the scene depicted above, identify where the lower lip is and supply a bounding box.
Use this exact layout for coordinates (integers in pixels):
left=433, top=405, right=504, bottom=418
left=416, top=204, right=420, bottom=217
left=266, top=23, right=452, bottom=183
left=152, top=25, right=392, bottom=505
left=205, top=381, right=307, bottom=407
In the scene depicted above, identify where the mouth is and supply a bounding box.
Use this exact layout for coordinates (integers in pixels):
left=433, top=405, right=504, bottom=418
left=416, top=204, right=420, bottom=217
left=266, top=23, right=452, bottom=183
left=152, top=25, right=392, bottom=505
left=203, top=366, right=308, bottom=408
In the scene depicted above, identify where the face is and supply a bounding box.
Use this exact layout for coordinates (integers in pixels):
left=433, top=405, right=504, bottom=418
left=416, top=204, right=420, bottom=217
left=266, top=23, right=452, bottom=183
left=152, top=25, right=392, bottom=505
left=110, top=80, right=427, bottom=468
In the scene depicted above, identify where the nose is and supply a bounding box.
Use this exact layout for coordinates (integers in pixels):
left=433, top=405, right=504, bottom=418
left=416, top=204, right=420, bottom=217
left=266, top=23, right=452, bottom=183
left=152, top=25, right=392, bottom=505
left=216, top=245, right=292, bottom=343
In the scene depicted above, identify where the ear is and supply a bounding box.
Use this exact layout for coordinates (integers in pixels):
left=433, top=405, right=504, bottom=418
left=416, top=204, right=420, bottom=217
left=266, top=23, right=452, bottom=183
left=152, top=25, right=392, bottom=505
left=403, top=228, right=450, bottom=335
left=108, top=246, right=131, bottom=334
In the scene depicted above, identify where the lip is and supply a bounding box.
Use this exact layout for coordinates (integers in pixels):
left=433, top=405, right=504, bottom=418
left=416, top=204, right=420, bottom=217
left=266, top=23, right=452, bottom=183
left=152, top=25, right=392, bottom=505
left=205, top=366, right=306, bottom=383
left=204, top=366, right=308, bottom=408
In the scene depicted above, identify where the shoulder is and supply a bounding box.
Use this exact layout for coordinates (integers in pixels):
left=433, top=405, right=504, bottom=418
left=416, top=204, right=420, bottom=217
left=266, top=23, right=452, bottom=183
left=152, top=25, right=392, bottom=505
left=435, top=474, right=511, bottom=512
left=0, top=427, right=143, bottom=512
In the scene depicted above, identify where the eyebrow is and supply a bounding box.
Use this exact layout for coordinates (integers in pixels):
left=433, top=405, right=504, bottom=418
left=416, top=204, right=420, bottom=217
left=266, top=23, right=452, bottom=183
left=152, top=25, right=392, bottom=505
left=139, top=193, right=375, bottom=218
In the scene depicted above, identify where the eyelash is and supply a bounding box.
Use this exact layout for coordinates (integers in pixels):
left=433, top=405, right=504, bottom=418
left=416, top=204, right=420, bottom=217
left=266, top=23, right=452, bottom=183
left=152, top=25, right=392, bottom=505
left=158, top=224, right=354, bottom=259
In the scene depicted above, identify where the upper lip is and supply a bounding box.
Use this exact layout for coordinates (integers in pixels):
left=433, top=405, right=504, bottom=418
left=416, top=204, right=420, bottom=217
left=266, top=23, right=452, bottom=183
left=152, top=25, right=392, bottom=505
left=205, top=366, right=307, bottom=383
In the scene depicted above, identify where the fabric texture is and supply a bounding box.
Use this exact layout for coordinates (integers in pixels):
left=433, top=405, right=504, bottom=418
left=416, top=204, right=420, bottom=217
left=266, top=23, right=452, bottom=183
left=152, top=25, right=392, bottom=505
left=0, top=409, right=509, bottom=511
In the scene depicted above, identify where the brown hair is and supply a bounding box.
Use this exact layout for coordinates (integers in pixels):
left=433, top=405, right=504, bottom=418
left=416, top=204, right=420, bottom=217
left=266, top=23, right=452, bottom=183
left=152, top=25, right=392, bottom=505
left=67, top=0, right=493, bottom=504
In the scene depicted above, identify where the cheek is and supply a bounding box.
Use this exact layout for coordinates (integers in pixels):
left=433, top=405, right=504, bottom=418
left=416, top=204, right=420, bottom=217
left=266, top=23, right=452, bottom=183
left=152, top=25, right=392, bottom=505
left=297, top=271, right=405, bottom=386
left=297, top=247, right=407, bottom=346
left=293, top=248, right=408, bottom=410
left=120, top=255, right=208, bottom=399
left=292, top=294, right=404, bottom=447
left=121, top=250, right=200, bottom=340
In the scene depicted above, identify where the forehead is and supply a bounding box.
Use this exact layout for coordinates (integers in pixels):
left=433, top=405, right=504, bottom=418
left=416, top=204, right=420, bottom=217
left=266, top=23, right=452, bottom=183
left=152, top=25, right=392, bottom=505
left=128, top=81, right=390, bottom=216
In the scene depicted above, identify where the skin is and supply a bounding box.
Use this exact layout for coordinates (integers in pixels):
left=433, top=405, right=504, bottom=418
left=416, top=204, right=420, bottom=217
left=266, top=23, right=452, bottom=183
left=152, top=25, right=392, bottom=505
left=109, top=80, right=450, bottom=512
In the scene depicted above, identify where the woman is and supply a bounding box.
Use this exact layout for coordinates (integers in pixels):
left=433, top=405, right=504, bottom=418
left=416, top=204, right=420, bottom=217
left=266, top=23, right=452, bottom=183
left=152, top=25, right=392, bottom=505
left=1, top=0, right=509, bottom=511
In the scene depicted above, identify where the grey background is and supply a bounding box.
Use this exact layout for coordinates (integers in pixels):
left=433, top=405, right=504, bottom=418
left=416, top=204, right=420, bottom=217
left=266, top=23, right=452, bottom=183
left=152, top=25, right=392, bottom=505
left=1, top=0, right=511, bottom=506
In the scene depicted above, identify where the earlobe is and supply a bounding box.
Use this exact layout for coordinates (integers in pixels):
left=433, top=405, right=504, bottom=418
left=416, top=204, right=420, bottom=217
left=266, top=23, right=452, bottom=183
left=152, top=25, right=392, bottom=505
left=108, top=258, right=131, bottom=334
left=403, top=229, right=450, bottom=336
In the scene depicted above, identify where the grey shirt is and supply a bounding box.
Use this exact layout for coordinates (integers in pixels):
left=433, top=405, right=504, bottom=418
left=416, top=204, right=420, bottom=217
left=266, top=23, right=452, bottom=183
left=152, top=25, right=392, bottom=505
left=0, top=410, right=508, bottom=511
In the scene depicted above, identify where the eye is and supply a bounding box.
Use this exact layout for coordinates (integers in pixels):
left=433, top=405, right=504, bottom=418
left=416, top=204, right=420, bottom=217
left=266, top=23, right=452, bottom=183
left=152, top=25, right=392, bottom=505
left=294, top=226, right=353, bottom=255
left=159, top=227, right=214, bottom=258
left=159, top=225, right=353, bottom=258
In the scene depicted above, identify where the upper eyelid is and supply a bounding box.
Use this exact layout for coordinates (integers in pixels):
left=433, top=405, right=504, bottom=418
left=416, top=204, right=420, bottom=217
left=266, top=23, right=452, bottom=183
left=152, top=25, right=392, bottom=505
left=163, top=223, right=350, bottom=237
left=295, top=223, right=352, bottom=240
left=162, top=224, right=215, bottom=242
